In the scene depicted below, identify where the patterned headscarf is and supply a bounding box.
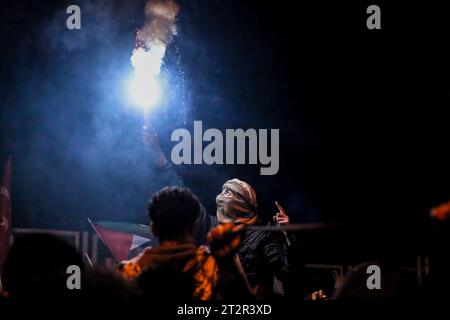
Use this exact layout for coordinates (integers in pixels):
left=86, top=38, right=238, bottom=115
left=216, top=178, right=258, bottom=225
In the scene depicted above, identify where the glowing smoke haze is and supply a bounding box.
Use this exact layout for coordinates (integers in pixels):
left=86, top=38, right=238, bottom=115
left=129, top=0, right=180, bottom=112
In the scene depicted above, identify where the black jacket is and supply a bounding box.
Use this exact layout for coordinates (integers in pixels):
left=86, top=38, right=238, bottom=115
left=237, top=228, right=290, bottom=298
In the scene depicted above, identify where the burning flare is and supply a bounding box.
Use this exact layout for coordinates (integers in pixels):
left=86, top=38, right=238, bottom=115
left=129, top=0, right=179, bottom=111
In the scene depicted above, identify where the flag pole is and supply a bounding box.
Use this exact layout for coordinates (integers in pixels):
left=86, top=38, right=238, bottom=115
left=84, top=252, right=93, bottom=268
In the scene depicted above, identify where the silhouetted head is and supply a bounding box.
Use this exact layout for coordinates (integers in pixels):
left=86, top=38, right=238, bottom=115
left=148, top=186, right=201, bottom=242
left=1, top=233, right=83, bottom=302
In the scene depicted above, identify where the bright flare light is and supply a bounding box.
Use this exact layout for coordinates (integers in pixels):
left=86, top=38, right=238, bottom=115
left=129, top=43, right=166, bottom=112
left=128, top=72, right=161, bottom=110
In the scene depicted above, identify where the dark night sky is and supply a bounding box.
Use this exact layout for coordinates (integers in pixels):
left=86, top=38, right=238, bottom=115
left=0, top=0, right=449, bottom=231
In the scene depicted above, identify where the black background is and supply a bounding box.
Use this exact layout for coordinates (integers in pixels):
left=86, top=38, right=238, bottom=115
left=0, top=1, right=449, bottom=233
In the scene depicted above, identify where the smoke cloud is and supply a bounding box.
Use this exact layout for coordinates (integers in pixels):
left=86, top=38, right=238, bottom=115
left=130, top=0, right=180, bottom=109
left=139, top=0, right=179, bottom=47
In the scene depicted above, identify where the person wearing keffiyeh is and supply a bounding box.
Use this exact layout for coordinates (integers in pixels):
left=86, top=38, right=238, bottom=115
left=215, top=178, right=293, bottom=299
left=216, top=178, right=259, bottom=225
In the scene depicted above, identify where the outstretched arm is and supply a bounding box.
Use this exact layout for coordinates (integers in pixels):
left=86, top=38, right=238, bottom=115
left=142, top=123, right=218, bottom=244
left=142, top=123, right=168, bottom=168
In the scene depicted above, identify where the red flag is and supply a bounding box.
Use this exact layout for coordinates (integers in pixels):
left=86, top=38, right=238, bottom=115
left=0, top=156, right=12, bottom=270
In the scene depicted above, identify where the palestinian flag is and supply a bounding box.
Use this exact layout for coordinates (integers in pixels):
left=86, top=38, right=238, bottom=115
left=88, top=219, right=158, bottom=262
